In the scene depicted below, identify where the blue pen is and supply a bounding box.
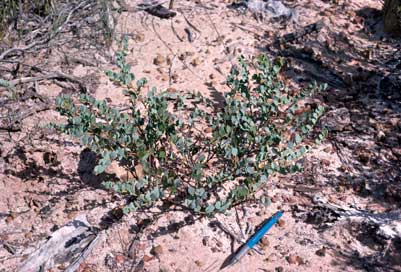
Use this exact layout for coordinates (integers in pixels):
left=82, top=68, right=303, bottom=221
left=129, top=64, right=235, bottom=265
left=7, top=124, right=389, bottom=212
left=220, top=211, right=283, bottom=269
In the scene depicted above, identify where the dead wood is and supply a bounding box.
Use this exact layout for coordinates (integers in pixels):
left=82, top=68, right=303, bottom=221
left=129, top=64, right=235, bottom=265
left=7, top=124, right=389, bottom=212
left=19, top=215, right=100, bottom=272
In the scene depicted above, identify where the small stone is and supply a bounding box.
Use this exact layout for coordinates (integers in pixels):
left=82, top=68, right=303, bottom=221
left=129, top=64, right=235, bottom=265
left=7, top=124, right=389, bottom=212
left=161, top=73, right=169, bottom=81
left=277, top=218, right=285, bottom=228
left=357, top=150, right=370, bottom=164
left=166, top=87, right=177, bottom=93
left=154, top=54, right=165, bottom=65
left=202, top=236, right=209, bottom=246
left=190, top=57, right=201, bottom=66
left=323, top=146, right=333, bottom=153
left=134, top=33, right=145, bottom=42
left=260, top=237, right=270, bottom=247
left=5, top=213, right=15, bottom=224
left=275, top=266, right=284, bottom=272
left=171, top=73, right=179, bottom=82
left=389, top=118, right=400, bottom=127
left=194, top=260, right=204, bottom=267
left=166, top=55, right=173, bottom=65
left=377, top=130, right=386, bottom=141
left=209, top=73, right=215, bottom=79
left=315, top=247, right=326, bottom=257
left=151, top=245, right=163, bottom=257
left=287, top=254, right=298, bottom=264
left=296, top=255, right=304, bottom=264
left=143, top=255, right=154, bottom=262
left=115, top=254, right=125, bottom=264
left=321, top=159, right=330, bottom=166
left=271, top=195, right=279, bottom=203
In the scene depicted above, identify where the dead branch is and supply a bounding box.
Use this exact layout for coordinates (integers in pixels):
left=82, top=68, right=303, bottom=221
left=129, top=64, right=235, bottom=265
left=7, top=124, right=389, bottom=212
left=8, top=71, right=86, bottom=91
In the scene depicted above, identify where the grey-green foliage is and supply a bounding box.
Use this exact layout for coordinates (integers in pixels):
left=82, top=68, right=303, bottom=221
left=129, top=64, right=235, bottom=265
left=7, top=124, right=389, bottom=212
left=54, top=39, right=327, bottom=215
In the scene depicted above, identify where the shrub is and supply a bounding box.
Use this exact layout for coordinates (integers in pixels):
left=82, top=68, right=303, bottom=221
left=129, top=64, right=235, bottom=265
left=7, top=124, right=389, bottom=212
left=54, top=38, right=327, bottom=215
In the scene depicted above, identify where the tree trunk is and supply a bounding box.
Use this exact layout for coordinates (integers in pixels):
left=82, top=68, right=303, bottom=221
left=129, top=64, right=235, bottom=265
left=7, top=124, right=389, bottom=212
left=383, top=0, right=401, bottom=35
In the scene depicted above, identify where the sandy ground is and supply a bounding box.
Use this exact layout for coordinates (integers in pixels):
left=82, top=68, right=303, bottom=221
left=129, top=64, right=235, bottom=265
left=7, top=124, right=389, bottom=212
left=1, top=0, right=401, bottom=271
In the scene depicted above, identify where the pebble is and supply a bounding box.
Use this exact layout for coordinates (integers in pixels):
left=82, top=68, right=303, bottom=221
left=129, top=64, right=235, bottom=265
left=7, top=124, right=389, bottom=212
left=315, top=247, right=326, bottom=257
left=191, top=57, right=201, bottom=66
left=194, top=260, right=204, bottom=267
left=202, top=236, right=209, bottom=246
left=134, top=33, right=145, bottom=42
left=143, top=255, right=154, bottom=262
left=154, top=54, right=165, bottom=66
left=161, top=73, right=169, bottom=81
left=151, top=245, right=163, bottom=257
left=115, top=254, right=125, bottom=264
left=260, top=237, right=270, bottom=247
left=171, top=72, right=179, bottom=82
left=278, top=219, right=285, bottom=228
left=287, top=254, right=297, bottom=264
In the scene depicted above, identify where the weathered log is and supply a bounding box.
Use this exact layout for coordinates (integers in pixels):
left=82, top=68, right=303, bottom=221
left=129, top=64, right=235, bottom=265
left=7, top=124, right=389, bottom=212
left=19, top=215, right=100, bottom=272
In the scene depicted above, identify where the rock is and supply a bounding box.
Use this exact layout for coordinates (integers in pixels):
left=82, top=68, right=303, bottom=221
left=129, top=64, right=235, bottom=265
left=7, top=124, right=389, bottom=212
left=171, top=73, right=179, bottom=82
left=202, top=236, right=209, bottom=246
left=377, top=130, right=386, bottom=141
left=246, top=0, right=293, bottom=20
left=166, top=87, right=177, bottom=93
left=287, top=254, right=303, bottom=265
left=390, top=118, right=400, bottom=127
left=151, top=245, right=163, bottom=257
left=383, top=0, right=401, bottom=35
left=287, top=254, right=298, bottom=264
left=143, top=255, right=154, bottom=262
left=315, top=247, right=326, bottom=257
left=106, top=161, right=134, bottom=181
left=260, top=237, right=270, bottom=247
left=154, top=54, right=165, bottom=65
left=134, top=33, right=145, bottom=42
left=319, top=108, right=350, bottom=132
left=275, top=267, right=284, bottom=272
left=194, top=260, right=204, bottom=267
left=356, top=149, right=371, bottom=164
left=190, top=57, right=201, bottom=66
left=161, top=73, right=169, bottom=81
left=277, top=219, right=285, bottom=228
left=115, top=254, right=125, bottom=264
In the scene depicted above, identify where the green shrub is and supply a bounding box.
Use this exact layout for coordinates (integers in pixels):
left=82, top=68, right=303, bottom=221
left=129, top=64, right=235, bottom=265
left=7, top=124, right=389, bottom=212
left=54, top=38, right=327, bottom=215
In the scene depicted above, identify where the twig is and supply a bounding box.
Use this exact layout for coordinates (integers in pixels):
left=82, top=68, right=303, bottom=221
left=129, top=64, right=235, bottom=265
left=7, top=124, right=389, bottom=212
left=0, top=0, right=92, bottom=61
left=8, top=71, right=87, bottom=92
left=169, top=0, right=175, bottom=9
left=170, top=19, right=184, bottom=42
left=0, top=104, right=51, bottom=132
left=180, top=10, right=201, bottom=34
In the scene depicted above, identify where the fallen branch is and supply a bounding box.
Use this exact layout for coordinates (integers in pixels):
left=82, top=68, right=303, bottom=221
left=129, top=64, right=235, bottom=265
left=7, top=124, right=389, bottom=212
left=19, top=215, right=100, bottom=272
left=8, top=71, right=87, bottom=92
left=313, top=194, right=401, bottom=240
